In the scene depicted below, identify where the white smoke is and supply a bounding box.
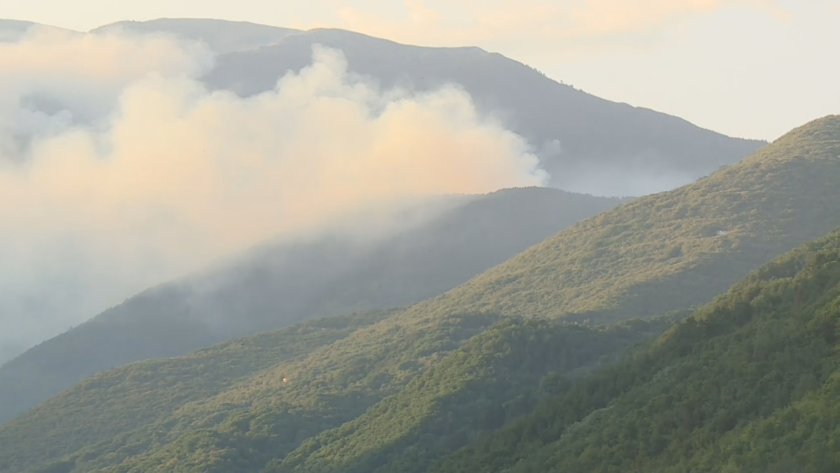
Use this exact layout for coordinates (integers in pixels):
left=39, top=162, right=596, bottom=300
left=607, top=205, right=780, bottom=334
left=0, top=29, right=547, bottom=363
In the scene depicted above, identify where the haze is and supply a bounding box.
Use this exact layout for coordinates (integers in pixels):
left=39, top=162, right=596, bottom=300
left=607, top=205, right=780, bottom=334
left=0, top=27, right=545, bottom=362
left=3, top=0, right=838, bottom=140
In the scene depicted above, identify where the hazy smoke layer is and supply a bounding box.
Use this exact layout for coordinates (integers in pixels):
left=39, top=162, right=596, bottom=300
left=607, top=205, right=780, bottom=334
left=0, top=29, right=546, bottom=363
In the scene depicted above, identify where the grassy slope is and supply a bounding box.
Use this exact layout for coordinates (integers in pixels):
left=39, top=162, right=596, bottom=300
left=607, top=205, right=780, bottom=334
left=2, top=116, right=838, bottom=473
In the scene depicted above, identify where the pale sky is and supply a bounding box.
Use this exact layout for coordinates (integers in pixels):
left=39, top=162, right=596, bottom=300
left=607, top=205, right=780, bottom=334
left=1, top=0, right=838, bottom=140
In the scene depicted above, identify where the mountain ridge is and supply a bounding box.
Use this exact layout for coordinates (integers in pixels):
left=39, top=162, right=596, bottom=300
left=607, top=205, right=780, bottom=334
left=93, top=18, right=299, bottom=54
left=13, top=16, right=763, bottom=195
left=202, top=24, right=764, bottom=195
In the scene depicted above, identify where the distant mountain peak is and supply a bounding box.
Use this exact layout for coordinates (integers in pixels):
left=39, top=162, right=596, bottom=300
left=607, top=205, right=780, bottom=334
left=92, top=18, right=299, bottom=54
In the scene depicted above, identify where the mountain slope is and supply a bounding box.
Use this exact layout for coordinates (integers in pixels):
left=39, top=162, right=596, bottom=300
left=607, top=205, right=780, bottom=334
left=203, top=26, right=765, bottom=195
left=0, top=188, right=619, bottom=425
left=93, top=19, right=298, bottom=54
left=432, top=227, right=840, bottom=473
left=429, top=115, right=840, bottom=322
left=1, top=116, right=837, bottom=473
left=0, top=19, right=36, bottom=40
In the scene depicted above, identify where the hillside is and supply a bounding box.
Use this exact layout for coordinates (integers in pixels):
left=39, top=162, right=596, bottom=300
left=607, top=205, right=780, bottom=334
left=429, top=115, right=840, bottom=322
left=0, top=188, right=619, bottom=425
left=0, top=310, right=393, bottom=473
left=0, top=116, right=837, bottom=473
left=202, top=25, right=764, bottom=195
left=432, top=228, right=840, bottom=473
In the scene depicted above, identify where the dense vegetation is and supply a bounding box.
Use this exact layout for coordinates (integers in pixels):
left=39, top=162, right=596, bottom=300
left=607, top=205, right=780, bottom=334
left=0, top=311, right=391, bottom=473
left=270, top=317, right=673, bottom=473
left=432, top=228, right=840, bottom=473
left=0, top=187, right=619, bottom=425
left=0, top=116, right=838, bottom=473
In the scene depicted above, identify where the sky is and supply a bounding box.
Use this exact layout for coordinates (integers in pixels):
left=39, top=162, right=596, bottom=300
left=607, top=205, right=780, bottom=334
left=0, top=0, right=838, bottom=140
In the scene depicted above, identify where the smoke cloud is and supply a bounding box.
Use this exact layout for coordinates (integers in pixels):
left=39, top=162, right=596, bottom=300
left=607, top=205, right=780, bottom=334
left=0, top=29, right=546, bottom=363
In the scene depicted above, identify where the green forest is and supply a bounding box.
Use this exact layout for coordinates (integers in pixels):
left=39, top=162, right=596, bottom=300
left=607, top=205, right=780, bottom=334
left=433, top=229, right=840, bottom=473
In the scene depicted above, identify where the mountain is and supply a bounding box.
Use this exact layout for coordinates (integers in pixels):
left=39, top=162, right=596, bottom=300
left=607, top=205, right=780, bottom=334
left=1, top=116, right=837, bottom=473
left=5, top=18, right=764, bottom=196
left=0, top=19, right=42, bottom=41
left=427, top=115, right=840, bottom=322
left=84, top=18, right=765, bottom=196
left=0, top=188, right=621, bottom=425
left=93, top=19, right=298, bottom=54
left=432, top=227, right=840, bottom=473
left=200, top=25, right=765, bottom=195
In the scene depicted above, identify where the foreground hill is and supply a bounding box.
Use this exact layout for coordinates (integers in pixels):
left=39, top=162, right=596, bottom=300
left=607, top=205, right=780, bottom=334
left=433, top=228, right=840, bottom=473
left=0, top=117, right=837, bottom=473
left=0, top=188, right=619, bottom=425
left=203, top=26, right=764, bottom=195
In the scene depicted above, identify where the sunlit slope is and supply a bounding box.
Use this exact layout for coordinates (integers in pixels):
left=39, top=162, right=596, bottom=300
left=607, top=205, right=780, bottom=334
left=433, top=227, right=840, bottom=473
left=429, top=115, right=840, bottom=322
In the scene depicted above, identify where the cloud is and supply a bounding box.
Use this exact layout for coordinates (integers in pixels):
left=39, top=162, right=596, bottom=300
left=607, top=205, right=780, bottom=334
left=0, top=26, right=213, bottom=159
left=0, top=33, right=546, bottom=362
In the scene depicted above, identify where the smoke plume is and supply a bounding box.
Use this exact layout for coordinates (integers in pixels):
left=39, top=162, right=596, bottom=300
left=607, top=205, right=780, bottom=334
left=0, top=28, right=546, bottom=362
